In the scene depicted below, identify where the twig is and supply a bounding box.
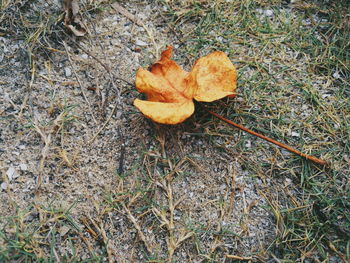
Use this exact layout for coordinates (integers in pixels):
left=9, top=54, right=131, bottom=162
left=63, top=41, right=97, bottom=124
left=99, top=222, right=113, bottom=263
left=117, top=140, right=126, bottom=175
left=209, top=111, right=328, bottom=166
left=84, top=216, right=113, bottom=263
left=77, top=232, right=95, bottom=256
left=227, top=165, right=236, bottom=216
left=111, top=2, right=144, bottom=27
left=63, top=37, right=124, bottom=143
left=122, top=202, right=152, bottom=254
left=18, top=53, right=35, bottom=119
left=60, top=36, right=131, bottom=144
left=65, top=35, right=132, bottom=86
left=33, top=111, right=65, bottom=187
left=153, top=177, right=193, bottom=262
left=88, top=104, right=117, bottom=143
left=226, top=254, right=253, bottom=260
left=112, top=2, right=159, bottom=57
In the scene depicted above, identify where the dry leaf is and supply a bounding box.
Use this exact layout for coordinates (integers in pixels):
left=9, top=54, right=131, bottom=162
left=134, top=46, right=237, bottom=124
left=63, top=0, right=87, bottom=36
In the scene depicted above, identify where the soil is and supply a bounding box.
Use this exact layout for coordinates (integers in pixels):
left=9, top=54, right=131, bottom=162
left=0, top=1, right=288, bottom=261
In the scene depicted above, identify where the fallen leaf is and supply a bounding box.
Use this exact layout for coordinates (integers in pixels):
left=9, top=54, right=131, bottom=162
left=63, top=0, right=87, bottom=37
left=134, top=46, right=237, bottom=124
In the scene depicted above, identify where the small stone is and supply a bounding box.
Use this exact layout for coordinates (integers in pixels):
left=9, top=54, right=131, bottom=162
left=64, top=67, right=72, bottom=77
left=264, top=10, right=274, bottom=17
left=245, top=140, right=252, bottom=148
left=135, top=39, right=148, bottom=46
left=1, top=182, right=8, bottom=190
left=344, top=155, right=349, bottom=163
left=59, top=225, right=70, bottom=236
left=332, top=71, right=340, bottom=79
left=115, top=110, right=122, bottom=119
left=285, top=178, right=292, bottom=186
left=19, top=163, right=28, bottom=171
left=291, top=131, right=300, bottom=137
left=6, top=167, right=18, bottom=181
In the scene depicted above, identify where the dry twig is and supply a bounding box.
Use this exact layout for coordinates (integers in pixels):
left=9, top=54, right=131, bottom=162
left=209, top=111, right=328, bottom=166
left=33, top=111, right=66, bottom=187
left=122, top=202, right=152, bottom=254
left=63, top=41, right=97, bottom=124
left=111, top=3, right=144, bottom=27
left=152, top=156, right=194, bottom=262
left=226, top=254, right=253, bottom=260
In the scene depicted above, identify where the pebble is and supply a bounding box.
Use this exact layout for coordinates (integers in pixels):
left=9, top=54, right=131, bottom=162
left=6, top=167, right=19, bottom=181
left=19, top=163, right=28, bottom=171
left=245, top=140, right=252, bottom=148
left=264, top=10, right=274, bottom=17
left=64, top=67, right=72, bottom=77
left=1, top=182, right=8, bottom=190
left=291, top=131, right=300, bottom=137
left=332, top=71, right=340, bottom=79
left=285, top=178, right=292, bottom=186
left=115, top=110, right=122, bottom=119
left=135, top=39, right=148, bottom=46
left=59, top=225, right=70, bottom=236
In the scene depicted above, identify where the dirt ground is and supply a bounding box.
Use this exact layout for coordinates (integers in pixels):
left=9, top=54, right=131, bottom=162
left=0, top=0, right=349, bottom=262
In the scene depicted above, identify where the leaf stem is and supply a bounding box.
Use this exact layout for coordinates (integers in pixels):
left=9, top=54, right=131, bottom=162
left=208, top=111, right=328, bottom=166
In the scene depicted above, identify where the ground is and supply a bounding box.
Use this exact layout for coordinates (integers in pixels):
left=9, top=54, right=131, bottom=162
left=0, top=0, right=349, bottom=262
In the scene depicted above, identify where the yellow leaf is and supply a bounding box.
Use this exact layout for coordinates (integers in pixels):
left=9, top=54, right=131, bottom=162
left=191, top=51, right=237, bottom=102
left=134, top=46, right=236, bottom=124
left=134, top=99, right=194, bottom=125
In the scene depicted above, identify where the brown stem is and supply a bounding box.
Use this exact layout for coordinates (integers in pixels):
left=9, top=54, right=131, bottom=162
left=208, top=111, right=328, bottom=166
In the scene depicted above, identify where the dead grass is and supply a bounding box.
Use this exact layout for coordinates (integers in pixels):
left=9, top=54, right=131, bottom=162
left=163, top=0, right=350, bottom=261
left=1, top=0, right=349, bottom=262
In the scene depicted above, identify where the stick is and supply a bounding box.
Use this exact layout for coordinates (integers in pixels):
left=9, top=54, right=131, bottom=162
left=122, top=202, right=152, bottom=254
left=226, top=254, right=253, bottom=260
left=209, top=111, right=328, bottom=166
left=63, top=41, right=97, bottom=124
left=111, top=3, right=144, bottom=27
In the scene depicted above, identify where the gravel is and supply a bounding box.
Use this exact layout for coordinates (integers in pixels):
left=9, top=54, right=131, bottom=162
left=0, top=1, right=282, bottom=261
